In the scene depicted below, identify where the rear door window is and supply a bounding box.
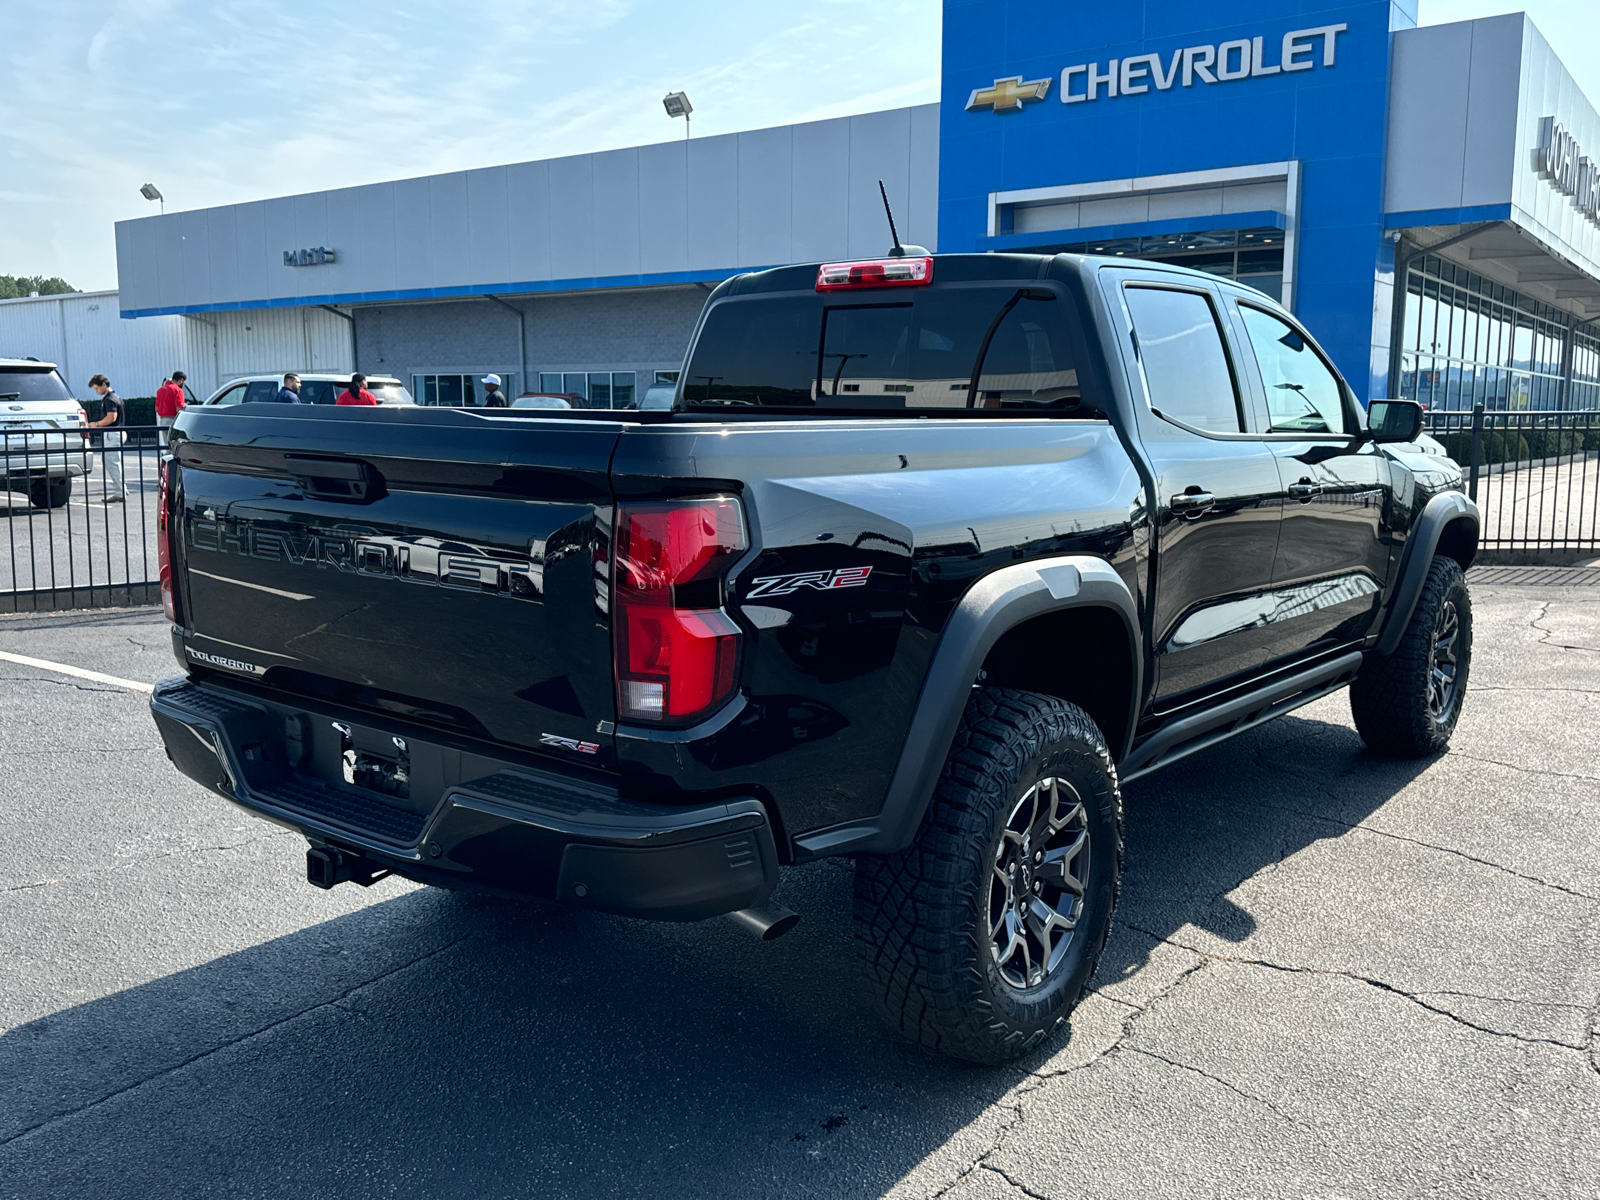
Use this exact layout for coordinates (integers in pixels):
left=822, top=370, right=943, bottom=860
left=1122, top=286, right=1243, bottom=434
left=682, top=286, right=1082, bottom=411
left=243, top=381, right=279, bottom=404
left=298, top=381, right=336, bottom=405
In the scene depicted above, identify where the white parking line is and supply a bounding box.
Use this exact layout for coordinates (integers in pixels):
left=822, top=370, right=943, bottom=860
left=0, top=649, right=154, bottom=693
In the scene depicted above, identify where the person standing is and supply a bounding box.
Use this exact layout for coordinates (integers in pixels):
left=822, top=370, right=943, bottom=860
left=274, top=373, right=303, bottom=403
left=155, top=371, right=186, bottom=444
left=336, top=373, right=378, bottom=405
left=86, top=374, right=127, bottom=502
left=481, top=373, right=507, bottom=407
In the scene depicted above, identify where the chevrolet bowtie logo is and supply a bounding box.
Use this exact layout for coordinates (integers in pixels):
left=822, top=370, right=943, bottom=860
left=966, top=75, right=1052, bottom=113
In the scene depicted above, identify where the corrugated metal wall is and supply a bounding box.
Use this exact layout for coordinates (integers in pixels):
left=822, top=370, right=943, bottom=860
left=213, top=306, right=352, bottom=379
left=0, top=292, right=352, bottom=401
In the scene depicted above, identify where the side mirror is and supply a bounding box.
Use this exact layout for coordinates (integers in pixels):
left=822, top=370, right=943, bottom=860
left=1366, top=399, right=1424, bottom=444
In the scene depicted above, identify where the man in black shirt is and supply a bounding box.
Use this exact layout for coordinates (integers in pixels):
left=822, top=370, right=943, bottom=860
left=481, top=373, right=508, bottom=407
left=87, top=374, right=127, bottom=502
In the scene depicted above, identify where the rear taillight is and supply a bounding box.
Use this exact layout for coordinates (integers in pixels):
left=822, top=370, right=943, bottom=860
left=613, top=497, right=746, bottom=723
left=816, top=256, right=933, bottom=291
left=157, top=459, right=175, bottom=621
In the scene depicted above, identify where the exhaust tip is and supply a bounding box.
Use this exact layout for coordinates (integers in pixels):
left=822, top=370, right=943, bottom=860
left=726, top=901, right=801, bottom=941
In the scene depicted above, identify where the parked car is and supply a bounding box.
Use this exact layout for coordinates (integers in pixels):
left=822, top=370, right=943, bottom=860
left=510, top=393, right=576, bottom=409
left=202, top=374, right=414, bottom=407
left=0, top=358, right=91, bottom=508
left=149, top=251, right=1480, bottom=1064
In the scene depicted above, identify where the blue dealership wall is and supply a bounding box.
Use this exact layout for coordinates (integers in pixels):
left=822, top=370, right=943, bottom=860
left=939, top=0, right=1417, bottom=399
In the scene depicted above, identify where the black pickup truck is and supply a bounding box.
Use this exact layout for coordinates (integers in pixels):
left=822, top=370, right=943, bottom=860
left=149, top=251, right=1479, bottom=1063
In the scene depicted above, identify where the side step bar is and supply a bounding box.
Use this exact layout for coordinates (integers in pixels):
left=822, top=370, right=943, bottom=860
left=1120, top=650, right=1364, bottom=783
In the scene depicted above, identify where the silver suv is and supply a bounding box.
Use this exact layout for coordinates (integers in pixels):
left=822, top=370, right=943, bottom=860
left=204, top=374, right=414, bottom=407
left=0, top=358, right=90, bottom=509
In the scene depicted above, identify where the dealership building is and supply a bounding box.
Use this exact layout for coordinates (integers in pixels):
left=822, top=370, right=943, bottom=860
left=7, top=0, right=1600, bottom=412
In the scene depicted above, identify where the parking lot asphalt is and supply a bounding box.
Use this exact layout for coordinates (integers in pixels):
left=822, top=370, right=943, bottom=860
left=0, top=576, right=1596, bottom=1200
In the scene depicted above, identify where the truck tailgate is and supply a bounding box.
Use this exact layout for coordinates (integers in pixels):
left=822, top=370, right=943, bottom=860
left=171, top=407, right=621, bottom=756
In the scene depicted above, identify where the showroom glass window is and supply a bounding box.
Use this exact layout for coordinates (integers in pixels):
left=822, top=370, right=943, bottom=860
left=414, top=373, right=516, bottom=406
left=1396, top=254, right=1586, bottom=411
left=537, top=371, right=636, bottom=407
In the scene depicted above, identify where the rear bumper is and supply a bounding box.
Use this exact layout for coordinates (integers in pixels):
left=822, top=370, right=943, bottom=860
left=1, top=452, right=88, bottom=480
left=149, top=677, right=779, bottom=920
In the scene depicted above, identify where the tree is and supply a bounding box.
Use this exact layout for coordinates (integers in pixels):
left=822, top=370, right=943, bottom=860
left=0, top=276, right=77, bottom=300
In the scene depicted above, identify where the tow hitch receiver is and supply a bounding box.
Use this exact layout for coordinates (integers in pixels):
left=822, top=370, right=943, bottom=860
left=306, top=846, right=392, bottom=890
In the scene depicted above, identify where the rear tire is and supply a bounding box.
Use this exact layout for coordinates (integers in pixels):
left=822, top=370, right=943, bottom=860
left=854, top=688, right=1122, bottom=1065
left=1350, top=556, right=1472, bottom=756
left=28, top=478, right=70, bottom=509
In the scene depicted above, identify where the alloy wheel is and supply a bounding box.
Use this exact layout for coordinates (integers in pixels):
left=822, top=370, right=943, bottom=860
left=1428, top=598, right=1460, bottom=720
left=987, top=776, right=1091, bottom=990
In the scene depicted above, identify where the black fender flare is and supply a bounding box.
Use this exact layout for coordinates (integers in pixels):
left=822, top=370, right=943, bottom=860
left=792, top=556, right=1140, bottom=860
left=1375, top=490, right=1480, bottom=657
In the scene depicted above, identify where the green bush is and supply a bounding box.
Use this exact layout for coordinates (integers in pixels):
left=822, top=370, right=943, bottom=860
left=82, top=396, right=157, bottom=426
left=1523, top=427, right=1585, bottom=459
left=1439, top=429, right=1531, bottom=466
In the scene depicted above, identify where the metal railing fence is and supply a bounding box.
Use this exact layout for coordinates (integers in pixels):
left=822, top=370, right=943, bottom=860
left=4, top=412, right=1595, bottom=615
left=2, top=425, right=163, bottom=613
left=1424, top=405, right=1600, bottom=559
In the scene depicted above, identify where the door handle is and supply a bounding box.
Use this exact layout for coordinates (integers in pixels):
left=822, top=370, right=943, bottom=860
left=1169, top=489, right=1215, bottom=518
left=1288, top=480, right=1324, bottom=503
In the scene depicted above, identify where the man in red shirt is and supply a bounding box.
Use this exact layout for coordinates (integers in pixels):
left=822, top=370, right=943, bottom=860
left=155, top=371, right=187, bottom=444
left=336, top=373, right=378, bottom=405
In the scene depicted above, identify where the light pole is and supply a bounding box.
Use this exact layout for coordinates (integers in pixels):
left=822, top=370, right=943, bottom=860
left=663, top=92, right=692, bottom=140
left=139, top=182, right=164, bottom=215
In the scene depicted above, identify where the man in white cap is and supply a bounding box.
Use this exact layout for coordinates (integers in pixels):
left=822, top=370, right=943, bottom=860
left=481, top=373, right=507, bottom=407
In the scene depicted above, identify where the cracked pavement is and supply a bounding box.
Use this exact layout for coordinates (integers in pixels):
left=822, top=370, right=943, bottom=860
left=2, top=577, right=1598, bottom=1199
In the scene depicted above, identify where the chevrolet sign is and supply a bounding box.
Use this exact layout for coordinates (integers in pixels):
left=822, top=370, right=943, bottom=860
left=966, top=76, right=1052, bottom=113
left=966, top=22, right=1347, bottom=114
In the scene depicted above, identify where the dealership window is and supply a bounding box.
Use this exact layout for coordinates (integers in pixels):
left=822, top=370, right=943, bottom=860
left=537, top=371, right=636, bottom=408
left=1396, top=255, right=1578, bottom=411
left=414, top=373, right=516, bottom=406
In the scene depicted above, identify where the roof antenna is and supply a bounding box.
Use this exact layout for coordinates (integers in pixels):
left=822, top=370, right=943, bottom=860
left=879, top=180, right=905, bottom=257
left=878, top=180, right=928, bottom=258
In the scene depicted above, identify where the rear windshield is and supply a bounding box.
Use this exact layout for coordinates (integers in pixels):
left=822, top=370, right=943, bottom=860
left=0, top=367, right=73, bottom=404
left=681, top=285, right=1084, bottom=412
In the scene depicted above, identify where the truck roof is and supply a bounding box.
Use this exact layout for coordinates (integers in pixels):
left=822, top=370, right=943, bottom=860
left=716, top=251, right=1234, bottom=298
left=0, top=358, right=59, bottom=370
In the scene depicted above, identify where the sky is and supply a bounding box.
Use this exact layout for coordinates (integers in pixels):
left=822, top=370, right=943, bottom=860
left=1, top=0, right=1597, bottom=292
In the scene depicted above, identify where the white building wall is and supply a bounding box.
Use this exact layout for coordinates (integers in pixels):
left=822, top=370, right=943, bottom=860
left=1385, top=14, right=1600, bottom=280
left=212, top=307, right=353, bottom=381
left=0, top=291, right=351, bottom=401
left=114, top=104, right=941, bottom=317
left=0, top=291, right=211, bottom=399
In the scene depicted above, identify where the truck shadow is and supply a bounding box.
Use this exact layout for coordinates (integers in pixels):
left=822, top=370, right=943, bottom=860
left=0, top=708, right=1435, bottom=1199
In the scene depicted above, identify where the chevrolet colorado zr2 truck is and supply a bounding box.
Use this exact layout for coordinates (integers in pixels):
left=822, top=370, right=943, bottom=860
left=149, top=252, right=1479, bottom=1064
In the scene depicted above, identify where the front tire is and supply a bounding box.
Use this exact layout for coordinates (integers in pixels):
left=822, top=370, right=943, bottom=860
left=854, top=688, right=1122, bottom=1065
left=1351, top=556, right=1472, bottom=756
